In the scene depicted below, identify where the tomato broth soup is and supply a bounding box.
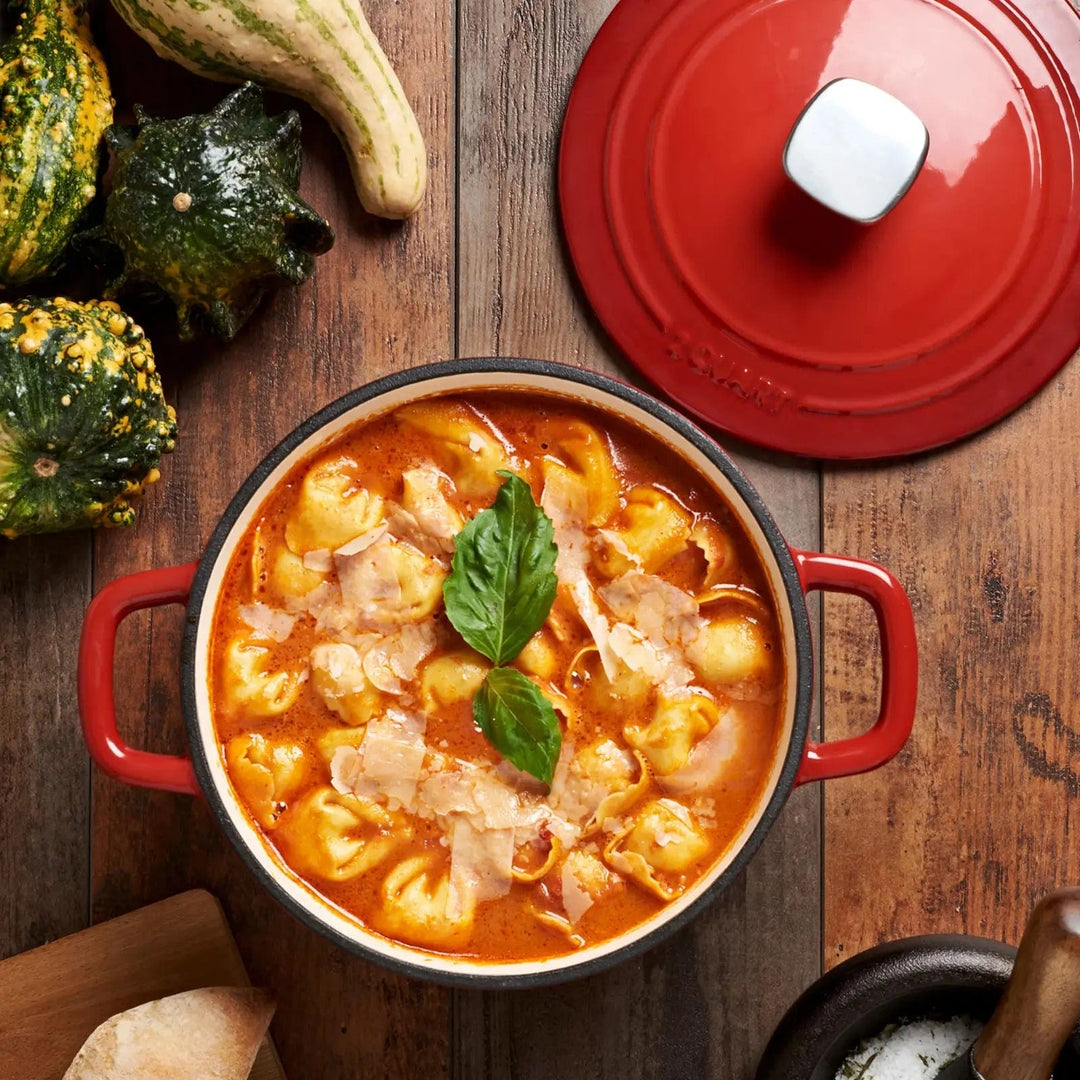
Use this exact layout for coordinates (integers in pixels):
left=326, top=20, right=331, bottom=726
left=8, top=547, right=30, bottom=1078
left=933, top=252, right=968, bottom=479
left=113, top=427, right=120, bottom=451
left=209, top=392, right=785, bottom=961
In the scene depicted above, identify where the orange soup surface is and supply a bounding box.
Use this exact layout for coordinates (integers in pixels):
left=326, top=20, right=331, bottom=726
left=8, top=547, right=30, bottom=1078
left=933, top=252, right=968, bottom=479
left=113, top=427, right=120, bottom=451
left=209, top=392, right=786, bottom=961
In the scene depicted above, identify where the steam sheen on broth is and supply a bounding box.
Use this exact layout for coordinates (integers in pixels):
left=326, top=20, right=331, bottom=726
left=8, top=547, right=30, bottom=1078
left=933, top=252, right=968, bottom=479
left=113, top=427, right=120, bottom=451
left=209, top=392, right=785, bottom=961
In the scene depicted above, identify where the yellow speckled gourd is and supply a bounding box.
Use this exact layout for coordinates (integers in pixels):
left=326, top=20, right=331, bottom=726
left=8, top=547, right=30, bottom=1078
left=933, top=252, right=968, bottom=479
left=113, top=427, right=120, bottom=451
left=0, top=0, right=113, bottom=285
left=0, top=297, right=177, bottom=537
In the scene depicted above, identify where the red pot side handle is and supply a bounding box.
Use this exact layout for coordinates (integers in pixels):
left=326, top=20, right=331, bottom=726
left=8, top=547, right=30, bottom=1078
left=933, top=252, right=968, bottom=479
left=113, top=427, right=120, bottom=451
left=78, top=563, right=201, bottom=796
left=791, top=549, right=918, bottom=785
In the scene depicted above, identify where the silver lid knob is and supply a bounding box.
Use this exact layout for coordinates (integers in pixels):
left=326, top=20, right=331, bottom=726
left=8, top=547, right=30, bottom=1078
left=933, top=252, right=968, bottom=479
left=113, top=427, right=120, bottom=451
left=783, top=77, right=929, bottom=224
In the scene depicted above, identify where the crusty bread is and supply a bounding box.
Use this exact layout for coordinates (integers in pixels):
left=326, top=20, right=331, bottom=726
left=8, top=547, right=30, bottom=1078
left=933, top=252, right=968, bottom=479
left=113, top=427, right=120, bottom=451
left=62, top=987, right=274, bottom=1080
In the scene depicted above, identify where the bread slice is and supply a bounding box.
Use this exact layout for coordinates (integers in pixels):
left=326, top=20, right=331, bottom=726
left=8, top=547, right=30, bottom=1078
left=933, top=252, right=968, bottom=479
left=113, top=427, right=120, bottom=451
left=62, top=987, right=274, bottom=1080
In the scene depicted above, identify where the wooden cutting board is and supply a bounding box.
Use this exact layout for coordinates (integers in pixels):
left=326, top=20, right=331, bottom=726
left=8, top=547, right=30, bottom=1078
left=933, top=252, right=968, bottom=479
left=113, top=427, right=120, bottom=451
left=0, top=890, right=285, bottom=1080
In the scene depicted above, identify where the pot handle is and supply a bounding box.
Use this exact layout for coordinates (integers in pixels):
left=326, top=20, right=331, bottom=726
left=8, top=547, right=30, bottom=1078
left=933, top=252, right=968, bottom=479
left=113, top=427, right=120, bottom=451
left=78, top=563, right=201, bottom=796
left=792, top=549, right=917, bottom=785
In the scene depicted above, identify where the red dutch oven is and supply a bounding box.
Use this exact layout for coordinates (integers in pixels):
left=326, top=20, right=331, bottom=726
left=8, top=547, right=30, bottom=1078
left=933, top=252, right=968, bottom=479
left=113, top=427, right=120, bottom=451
left=77, top=360, right=918, bottom=987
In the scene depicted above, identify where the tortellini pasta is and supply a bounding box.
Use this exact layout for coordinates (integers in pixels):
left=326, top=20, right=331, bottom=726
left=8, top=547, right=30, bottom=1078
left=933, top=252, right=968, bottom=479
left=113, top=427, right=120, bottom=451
left=541, top=421, right=620, bottom=526
left=687, top=614, right=776, bottom=690
left=420, top=652, right=490, bottom=713
left=573, top=646, right=653, bottom=709
left=225, top=733, right=308, bottom=828
left=285, top=456, right=385, bottom=554
left=552, top=739, right=649, bottom=834
left=310, top=642, right=384, bottom=725
left=516, top=628, right=559, bottom=681
left=625, top=691, right=720, bottom=776
left=559, top=848, right=616, bottom=924
left=373, top=854, right=473, bottom=948
left=275, top=787, right=407, bottom=883
left=605, top=798, right=710, bottom=899
left=337, top=536, right=446, bottom=627
left=689, top=518, right=738, bottom=590
left=268, top=549, right=326, bottom=600
left=316, top=725, right=367, bottom=766
left=396, top=401, right=512, bottom=500
left=221, top=637, right=305, bottom=718
left=593, top=486, right=692, bottom=577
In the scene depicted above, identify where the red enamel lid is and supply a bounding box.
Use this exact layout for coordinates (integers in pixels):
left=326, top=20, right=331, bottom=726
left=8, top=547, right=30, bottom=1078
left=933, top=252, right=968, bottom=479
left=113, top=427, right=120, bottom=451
left=558, top=0, right=1080, bottom=458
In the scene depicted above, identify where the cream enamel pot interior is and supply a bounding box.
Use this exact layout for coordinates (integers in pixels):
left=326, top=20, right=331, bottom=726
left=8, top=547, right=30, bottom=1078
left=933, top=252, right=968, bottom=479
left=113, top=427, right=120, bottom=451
left=77, top=359, right=918, bottom=988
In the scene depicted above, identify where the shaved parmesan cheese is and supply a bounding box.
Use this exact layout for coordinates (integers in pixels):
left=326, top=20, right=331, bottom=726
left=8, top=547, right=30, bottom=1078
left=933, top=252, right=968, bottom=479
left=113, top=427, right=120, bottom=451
left=658, top=708, right=739, bottom=794
left=595, top=529, right=642, bottom=569
left=416, top=758, right=577, bottom=849
left=543, top=482, right=698, bottom=692
left=397, top=468, right=461, bottom=553
left=336, top=534, right=403, bottom=622
left=285, top=580, right=337, bottom=617
left=238, top=603, right=296, bottom=643
left=416, top=761, right=519, bottom=829
left=562, top=861, right=594, bottom=924
left=332, top=708, right=428, bottom=810
left=551, top=740, right=634, bottom=825
left=542, top=472, right=623, bottom=680
left=448, top=817, right=514, bottom=918
left=467, top=432, right=486, bottom=453
left=494, top=759, right=549, bottom=796
left=334, top=523, right=389, bottom=557
left=302, top=548, right=334, bottom=572
left=599, top=572, right=702, bottom=648
left=560, top=850, right=615, bottom=924
left=310, top=640, right=371, bottom=704
left=362, top=623, right=436, bottom=694
left=329, top=745, right=364, bottom=794
left=416, top=767, right=477, bottom=819
left=598, top=573, right=704, bottom=693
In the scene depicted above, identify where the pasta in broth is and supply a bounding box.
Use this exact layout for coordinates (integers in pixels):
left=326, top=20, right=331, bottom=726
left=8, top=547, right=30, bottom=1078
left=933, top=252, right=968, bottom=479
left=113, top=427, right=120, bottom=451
left=210, top=393, right=785, bottom=960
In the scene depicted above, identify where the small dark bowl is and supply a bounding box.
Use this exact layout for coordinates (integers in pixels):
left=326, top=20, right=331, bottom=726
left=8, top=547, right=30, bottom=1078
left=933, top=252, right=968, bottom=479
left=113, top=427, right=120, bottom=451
left=757, top=934, right=1080, bottom=1079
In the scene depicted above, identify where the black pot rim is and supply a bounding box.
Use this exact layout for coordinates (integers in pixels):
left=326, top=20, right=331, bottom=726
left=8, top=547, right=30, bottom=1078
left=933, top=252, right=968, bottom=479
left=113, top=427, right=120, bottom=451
left=179, top=357, right=814, bottom=989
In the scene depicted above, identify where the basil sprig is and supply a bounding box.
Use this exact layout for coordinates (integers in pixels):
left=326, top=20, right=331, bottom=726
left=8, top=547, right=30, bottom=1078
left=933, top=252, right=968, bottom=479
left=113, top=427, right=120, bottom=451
left=444, top=471, right=558, bottom=665
left=443, top=471, right=561, bottom=783
left=473, top=668, right=561, bottom=785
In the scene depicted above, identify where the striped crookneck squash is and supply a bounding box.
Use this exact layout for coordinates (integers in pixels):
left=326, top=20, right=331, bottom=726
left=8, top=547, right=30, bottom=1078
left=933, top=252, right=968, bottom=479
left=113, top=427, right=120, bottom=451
left=109, top=0, right=428, bottom=220
left=0, top=0, right=113, bottom=287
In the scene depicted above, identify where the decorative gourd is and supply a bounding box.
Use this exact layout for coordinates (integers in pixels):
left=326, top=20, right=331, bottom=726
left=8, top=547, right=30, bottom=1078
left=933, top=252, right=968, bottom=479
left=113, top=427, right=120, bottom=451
left=0, top=297, right=176, bottom=537
left=108, top=0, right=427, bottom=219
left=0, top=0, right=113, bottom=286
left=91, top=83, right=334, bottom=341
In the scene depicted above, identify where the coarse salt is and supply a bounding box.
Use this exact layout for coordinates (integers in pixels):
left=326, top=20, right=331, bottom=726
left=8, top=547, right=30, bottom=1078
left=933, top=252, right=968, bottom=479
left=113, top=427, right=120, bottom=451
left=834, top=1016, right=983, bottom=1080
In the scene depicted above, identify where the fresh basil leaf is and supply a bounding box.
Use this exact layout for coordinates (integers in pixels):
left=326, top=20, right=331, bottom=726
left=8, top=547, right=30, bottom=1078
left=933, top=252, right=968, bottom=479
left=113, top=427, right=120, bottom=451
left=443, top=470, right=558, bottom=666
left=473, top=667, right=562, bottom=784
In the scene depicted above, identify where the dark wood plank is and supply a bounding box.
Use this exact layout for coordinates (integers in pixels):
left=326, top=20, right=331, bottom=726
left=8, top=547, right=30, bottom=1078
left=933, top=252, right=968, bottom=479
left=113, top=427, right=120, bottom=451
left=0, top=534, right=91, bottom=958
left=88, top=6, right=455, bottom=1079
left=454, top=2, right=822, bottom=1076
left=823, top=362, right=1080, bottom=965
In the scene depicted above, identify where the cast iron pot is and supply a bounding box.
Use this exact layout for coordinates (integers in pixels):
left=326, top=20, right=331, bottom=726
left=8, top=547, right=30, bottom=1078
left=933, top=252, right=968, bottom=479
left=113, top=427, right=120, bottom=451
left=756, top=935, right=1080, bottom=1079
left=77, top=359, right=918, bottom=988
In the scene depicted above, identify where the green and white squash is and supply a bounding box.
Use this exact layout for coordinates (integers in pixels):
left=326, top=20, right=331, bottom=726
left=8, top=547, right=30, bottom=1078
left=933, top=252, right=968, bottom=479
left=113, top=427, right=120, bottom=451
left=92, top=83, right=335, bottom=341
left=108, top=0, right=427, bottom=219
left=0, top=0, right=114, bottom=286
left=0, top=297, right=176, bottom=537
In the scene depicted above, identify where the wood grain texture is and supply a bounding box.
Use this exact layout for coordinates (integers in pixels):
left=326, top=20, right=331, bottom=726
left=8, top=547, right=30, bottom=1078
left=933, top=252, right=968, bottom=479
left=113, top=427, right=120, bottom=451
left=86, top=6, right=454, bottom=1079
left=0, top=534, right=90, bottom=958
left=823, top=364, right=1080, bottom=966
left=455, top=2, right=822, bottom=1076
left=0, top=3, right=831, bottom=1079
left=0, top=891, right=282, bottom=1080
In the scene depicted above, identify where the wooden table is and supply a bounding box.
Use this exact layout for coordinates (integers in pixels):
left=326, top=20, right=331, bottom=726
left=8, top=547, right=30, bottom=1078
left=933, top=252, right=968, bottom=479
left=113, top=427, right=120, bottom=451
left=2, top=2, right=1078, bottom=1077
